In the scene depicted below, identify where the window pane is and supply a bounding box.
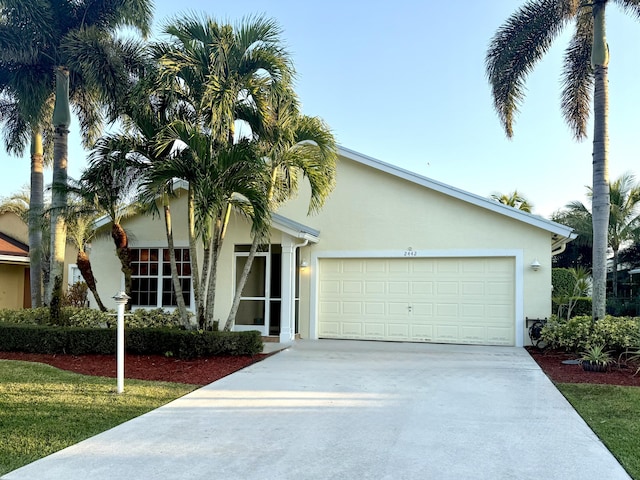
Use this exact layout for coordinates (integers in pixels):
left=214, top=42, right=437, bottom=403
left=236, top=256, right=266, bottom=297
left=236, top=300, right=265, bottom=326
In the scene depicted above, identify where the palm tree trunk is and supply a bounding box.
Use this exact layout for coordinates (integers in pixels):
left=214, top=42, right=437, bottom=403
left=198, top=235, right=212, bottom=329
left=163, top=191, right=190, bottom=327
left=111, top=223, right=132, bottom=311
left=591, top=3, right=610, bottom=321
left=76, top=250, right=107, bottom=311
left=29, top=131, right=44, bottom=307
left=187, top=187, right=203, bottom=326
left=204, top=205, right=231, bottom=329
left=47, top=67, right=71, bottom=313
left=224, top=234, right=259, bottom=331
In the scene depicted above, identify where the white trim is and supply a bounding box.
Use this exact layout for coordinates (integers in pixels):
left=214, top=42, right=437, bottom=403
left=309, top=249, right=524, bottom=347
left=0, top=254, right=29, bottom=265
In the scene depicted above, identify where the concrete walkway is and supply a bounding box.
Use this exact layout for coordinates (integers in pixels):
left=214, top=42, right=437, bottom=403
left=3, top=340, right=630, bottom=480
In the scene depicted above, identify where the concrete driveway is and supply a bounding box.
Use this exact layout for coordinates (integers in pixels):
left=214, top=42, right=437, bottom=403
left=3, top=340, right=630, bottom=480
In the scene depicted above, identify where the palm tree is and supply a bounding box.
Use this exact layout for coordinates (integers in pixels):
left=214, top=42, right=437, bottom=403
left=64, top=200, right=107, bottom=311
left=0, top=0, right=153, bottom=308
left=485, top=0, right=640, bottom=319
left=490, top=190, right=534, bottom=213
left=117, top=69, right=192, bottom=327
left=565, top=173, right=640, bottom=297
left=154, top=15, right=293, bottom=328
left=0, top=8, right=55, bottom=307
left=153, top=123, right=270, bottom=328
left=223, top=88, right=337, bottom=331
left=71, top=143, right=145, bottom=308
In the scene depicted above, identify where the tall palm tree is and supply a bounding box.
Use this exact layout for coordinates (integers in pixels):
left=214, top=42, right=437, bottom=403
left=117, top=68, right=192, bottom=327
left=565, top=172, right=640, bottom=296
left=155, top=15, right=293, bottom=328
left=0, top=0, right=153, bottom=308
left=223, top=87, right=337, bottom=331
left=153, top=123, right=270, bottom=328
left=0, top=7, right=55, bottom=307
left=490, top=190, right=534, bottom=213
left=485, top=0, right=640, bottom=319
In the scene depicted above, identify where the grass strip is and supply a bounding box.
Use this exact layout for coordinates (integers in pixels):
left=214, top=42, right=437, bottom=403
left=557, top=383, right=640, bottom=479
left=0, top=360, right=196, bottom=476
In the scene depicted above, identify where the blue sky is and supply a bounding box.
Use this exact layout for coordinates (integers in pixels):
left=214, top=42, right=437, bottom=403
left=4, top=0, right=640, bottom=218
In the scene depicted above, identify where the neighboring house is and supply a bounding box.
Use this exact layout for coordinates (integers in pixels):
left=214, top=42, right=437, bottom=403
left=89, top=146, right=575, bottom=347
left=0, top=212, right=30, bottom=309
left=0, top=211, right=78, bottom=309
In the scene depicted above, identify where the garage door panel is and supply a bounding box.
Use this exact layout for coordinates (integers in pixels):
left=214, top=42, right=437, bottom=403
left=462, top=282, right=485, bottom=295
left=388, top=302, right=410, bottom=315
left=363, top=323, right=385, bottom=338
left=343, top=281, right=363, bottom=294
left=365, top=302, right=385, bottom=315
left=342, top=302, right=362, bottom=314
left=411, top=281, right=433, bottom=295
left=410, top=325, right=433, bottom=342
left=319, top=301, right=340, bottom=314
left=388, top=282, right=410, bottom=295
left=365, top=281, right=385, bottom=294
left=387, top=324, right=409, bottom=339
left=318, top=258, right=515, bottom=346
left=319, top=280, right=340, bottom=294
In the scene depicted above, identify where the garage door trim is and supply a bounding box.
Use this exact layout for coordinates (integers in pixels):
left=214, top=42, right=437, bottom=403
left=309, top=249, right=524, bottom=347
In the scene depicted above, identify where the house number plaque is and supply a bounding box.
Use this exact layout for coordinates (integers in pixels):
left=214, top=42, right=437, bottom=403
left=403, top=250, right=418, bottom=257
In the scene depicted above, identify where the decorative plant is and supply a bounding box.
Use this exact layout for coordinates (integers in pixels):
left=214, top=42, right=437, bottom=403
left=581, top=344, right=612, bottom=366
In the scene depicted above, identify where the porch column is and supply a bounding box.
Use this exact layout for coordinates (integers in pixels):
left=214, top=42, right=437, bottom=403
left=280, top=240, right=295, bottom=342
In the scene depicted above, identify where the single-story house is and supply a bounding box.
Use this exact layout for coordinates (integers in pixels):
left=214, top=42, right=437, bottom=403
left=89, top=146, right=575, bottom=347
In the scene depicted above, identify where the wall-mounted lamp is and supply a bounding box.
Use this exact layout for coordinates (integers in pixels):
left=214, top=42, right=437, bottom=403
left=530, top=259, right=541, bottom=272
left=300, top=260, right=309, bottom=269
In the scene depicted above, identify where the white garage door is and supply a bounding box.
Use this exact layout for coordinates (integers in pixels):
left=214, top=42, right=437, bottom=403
left=318, top=257, right=515, bottom=346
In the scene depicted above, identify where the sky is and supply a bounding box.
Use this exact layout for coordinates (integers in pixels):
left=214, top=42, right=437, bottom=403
left=3, top=0, right=640, bottom=219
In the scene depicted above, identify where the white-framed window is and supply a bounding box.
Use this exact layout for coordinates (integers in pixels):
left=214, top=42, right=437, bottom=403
left=130, top=247, right=192, bottom=308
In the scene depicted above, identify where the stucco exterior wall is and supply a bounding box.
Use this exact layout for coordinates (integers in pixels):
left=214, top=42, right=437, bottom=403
left=0, top=264, right=27, bottom=309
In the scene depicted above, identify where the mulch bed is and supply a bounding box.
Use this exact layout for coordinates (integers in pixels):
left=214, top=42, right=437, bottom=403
left=526, top=346, right=640, bottom=387
left=2, top=348, right=639, bottom=387
left=0, top=351, right=269, bottom=386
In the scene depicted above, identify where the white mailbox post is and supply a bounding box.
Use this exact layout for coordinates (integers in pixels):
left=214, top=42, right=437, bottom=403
left=112, top=291, right=130, bottom=394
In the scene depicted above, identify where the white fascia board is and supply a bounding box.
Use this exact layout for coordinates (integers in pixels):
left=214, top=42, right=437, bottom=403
left=0, top=254, right=30, bottom=265
left=337, top=146, right=575, bottom=241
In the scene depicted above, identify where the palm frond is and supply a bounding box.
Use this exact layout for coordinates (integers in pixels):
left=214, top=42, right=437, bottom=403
left=561, top=6, right=593, bottom=140
left=486, top=0, right=579, bottom=137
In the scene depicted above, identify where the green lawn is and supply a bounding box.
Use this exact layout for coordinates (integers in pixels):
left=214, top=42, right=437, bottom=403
left=557, top=383, right=640, bottom=479
left=0, top=360, right=196, bottom=476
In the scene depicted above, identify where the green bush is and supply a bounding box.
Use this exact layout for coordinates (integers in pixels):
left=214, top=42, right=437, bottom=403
left=125, top=308, right=191, bottom=329
left=0, top=307, right=50, bottom=325
left=571, top=297, right=592, bottom=317
left=552, top=268, right=576, bottom=297
left=0, top=323, right=263, bottom=358
left=541, top=315, right=640, bottom=352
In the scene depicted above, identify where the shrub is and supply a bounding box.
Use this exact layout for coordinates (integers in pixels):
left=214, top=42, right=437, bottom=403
left=541, top=315, right=640, bottom=353
left=125, top=308, right=190, bottom=329
left=0, top=307, right=50, bottom=325
left=65, top=308, right=114, bottom=328
left=0, top=323, right=262, bottom=358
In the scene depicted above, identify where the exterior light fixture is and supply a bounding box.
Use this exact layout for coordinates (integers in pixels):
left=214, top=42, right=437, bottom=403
left=300, top=260, right=309, bottom=269
left=530, top=259, right=541, bottom=272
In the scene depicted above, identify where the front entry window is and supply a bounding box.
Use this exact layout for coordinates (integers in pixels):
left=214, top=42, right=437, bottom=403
left=234, top=245, right=282, bottom=335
